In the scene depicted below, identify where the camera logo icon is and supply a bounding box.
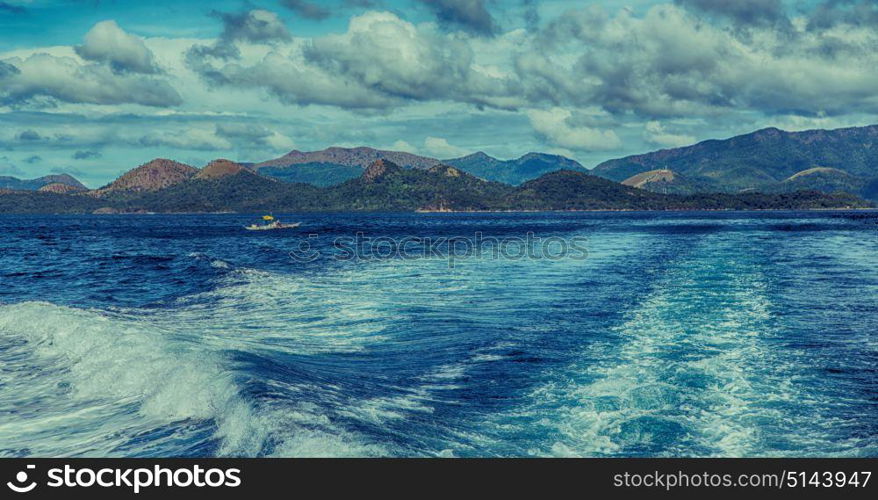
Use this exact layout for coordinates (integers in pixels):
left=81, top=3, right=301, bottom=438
left=7, top=465, right=37, bottom=493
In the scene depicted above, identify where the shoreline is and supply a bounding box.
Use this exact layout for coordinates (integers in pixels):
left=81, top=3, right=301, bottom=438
left=1, top=207, right=876, bottom=216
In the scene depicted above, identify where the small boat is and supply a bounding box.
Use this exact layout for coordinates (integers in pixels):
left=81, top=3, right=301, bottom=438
left=244, top=215, right=301, bottom=231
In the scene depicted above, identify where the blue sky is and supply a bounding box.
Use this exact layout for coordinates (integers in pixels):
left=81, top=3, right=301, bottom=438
left=1, top=0, right=877, bottom=186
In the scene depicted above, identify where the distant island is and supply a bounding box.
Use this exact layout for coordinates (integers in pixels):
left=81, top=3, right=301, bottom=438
left=2, top=125, right=877, bottom=214
left=594, top=124, right=878, bottom=201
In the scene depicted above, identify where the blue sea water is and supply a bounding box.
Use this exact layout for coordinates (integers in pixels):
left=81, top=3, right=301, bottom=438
left=0, top=211, right=876, bottom=458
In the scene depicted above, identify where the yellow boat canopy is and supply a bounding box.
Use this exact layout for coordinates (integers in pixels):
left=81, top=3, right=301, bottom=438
left=262, top=215, right=275, bottom=221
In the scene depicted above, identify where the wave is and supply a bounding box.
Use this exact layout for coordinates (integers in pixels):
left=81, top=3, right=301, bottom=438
left=475, top=232, right=876, bottom=457
left=0, top=297, right=388, bottom=457
left=0, top=249, right=464, bottom=457
left=2, top=222, right=875, bottom=458
left=0, top=301, right=236, bottom=456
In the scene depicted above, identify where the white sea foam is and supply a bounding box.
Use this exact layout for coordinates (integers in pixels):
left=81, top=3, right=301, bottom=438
left=6, top=223, right=872, bottom=458
left=168, top=264, right=405, bottom=355
left=0, top=273, right=394, bottom=457
left=550, top=254, right=779, bottom=456
left=0, top=301, right=244, bottom=456
left=0, top=253, right=498, bottom=457
left=475, top=232, right=855, bottom=457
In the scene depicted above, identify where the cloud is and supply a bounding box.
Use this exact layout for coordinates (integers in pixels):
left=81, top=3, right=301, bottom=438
left=423, top=136, right=468, bottom=158
left=214, top=123, right=295, bottom=151
left=0, top=113, right=301, bottom=160
left=73, top=150, right=102, bottom=160
left=416, top=0, right=497, bottom=35
left=305, top=11, right=514, bottom=106
left=306, top=12, right=468, bottom=101
left=17, top=129, right=42, bottom=141
left=0, top=119, right=149, bottom=154
left=185, top=8, right=295, bottom=83
left=264, top=133, right=296, bottom=151
left=644, top=121, right=696, bottom=148
left=390, top=140, right=417, bottom=153
left=215, top=122, right=275, bottom=140
left=0, top=60, right=19, bottom=78
left=527, top=108, right=621, bottom=151
left=217, top=9, right=291, bottom=43
left=190, top=49, right=398, bottom=109
left=808, top=0, right=878, bottom=30
left=0, top=124, right=118, bottom=151
left=280, top=0, right=330, bottom=20
left=187, top=11, right=516, bottom=110
left=139, top=128, right=232, bottom=151
left=0, top=53, right=182, bottom=107
left=75, top=20, right=160, bottom=74
left=185, top=9, right=292, bottom=67
left=519, top=4, right=878, bottom=117
left=192, top=5, right=878, bottom=123
left=675, top=0, right=786, bottom=26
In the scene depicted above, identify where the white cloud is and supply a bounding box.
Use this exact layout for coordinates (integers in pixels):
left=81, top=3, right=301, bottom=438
left=0, top=52, right=181, bottom=107
left=423, top=136, right=468, bottom=158
left=644, top=121, right=696, bottom=148
left=521, top=4, right=878, bottom=117
left=75, top=20, right=159, bottom=74
left=390, top=140, right=418, bottom=153
left=186, top=11, right=518, bottom=110
left=264, top=132, right=296, bottom=152
left=307, top=12, right=515, bottom=107
left=526, top=108, right=621, bottom=151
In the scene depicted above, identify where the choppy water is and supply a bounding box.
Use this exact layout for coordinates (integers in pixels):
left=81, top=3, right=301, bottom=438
left=0, top=212, right=876, bottom=457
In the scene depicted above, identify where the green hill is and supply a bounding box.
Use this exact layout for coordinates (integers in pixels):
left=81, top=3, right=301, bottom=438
left=620, top=169, right=717, bottom=195
left=506, top=170, right=670, bottom=210
left=319, top=161, right=514, bottom=211
left=0, top=190, right=104, bottom=214
left=771, top=167, right=868, bottom=196
left=592, top=125, right=878, bottom=196
left=0, top=174, right=87, bottom=192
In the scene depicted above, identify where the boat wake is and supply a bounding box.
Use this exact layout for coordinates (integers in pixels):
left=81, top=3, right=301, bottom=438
left=1, top=215, right=876, bottom=458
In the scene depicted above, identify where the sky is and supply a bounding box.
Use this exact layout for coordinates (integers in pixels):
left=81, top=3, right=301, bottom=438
left=1, top=0, right=878, bottom=187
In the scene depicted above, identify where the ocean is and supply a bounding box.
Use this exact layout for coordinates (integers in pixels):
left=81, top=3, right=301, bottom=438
left=0, top=211, right=876, bottom=457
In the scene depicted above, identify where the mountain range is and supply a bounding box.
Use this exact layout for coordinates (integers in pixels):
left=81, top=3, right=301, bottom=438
left=593, top=125, right=878, bottom=200
left=2, top=124, right=878, bottom=213
left=0, top=157, right=867, bottom=214
left=252, top=147, right=588, bottom=187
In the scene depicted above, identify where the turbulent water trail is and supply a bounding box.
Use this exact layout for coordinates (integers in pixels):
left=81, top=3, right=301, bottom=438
left=0, top=302, right=240, bottom=457
left=482, top=230, right=866, bottom=457
left=0, top=213, right=876, bottom=457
